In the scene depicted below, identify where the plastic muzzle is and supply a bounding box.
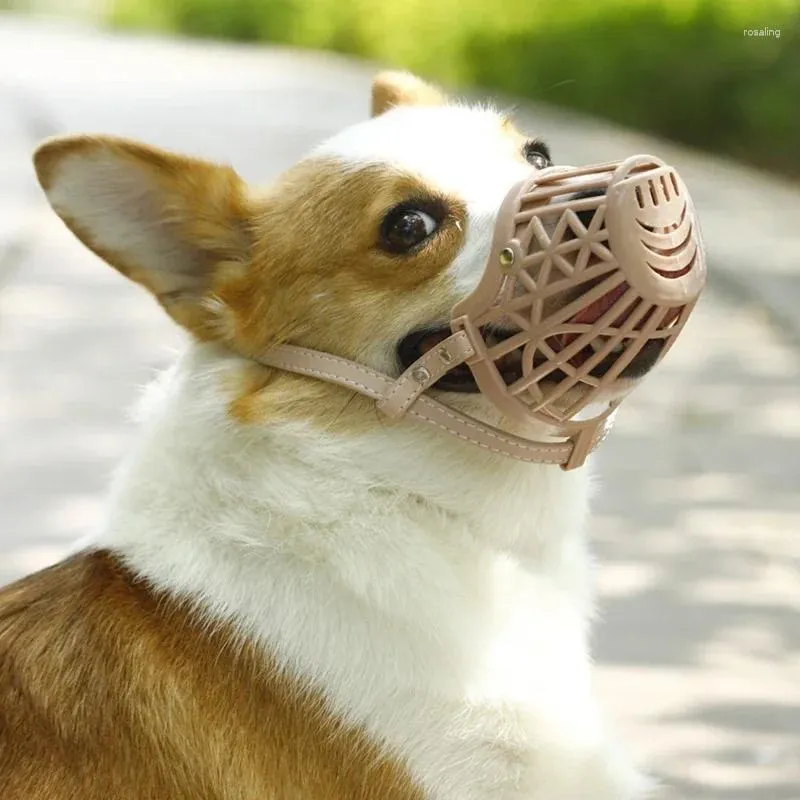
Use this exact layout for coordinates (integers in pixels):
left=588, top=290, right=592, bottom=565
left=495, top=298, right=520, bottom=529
left=451, top=154, right=705, bottom=427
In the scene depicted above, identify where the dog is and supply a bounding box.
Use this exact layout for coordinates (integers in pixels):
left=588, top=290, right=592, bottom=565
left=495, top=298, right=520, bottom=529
left=0, top=71, right=651, bottom=799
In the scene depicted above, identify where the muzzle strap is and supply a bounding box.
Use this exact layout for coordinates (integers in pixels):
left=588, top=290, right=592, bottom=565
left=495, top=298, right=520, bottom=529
left=256, top=343, right=614, bottom=468
left=376, top=330, right=475, bottom=418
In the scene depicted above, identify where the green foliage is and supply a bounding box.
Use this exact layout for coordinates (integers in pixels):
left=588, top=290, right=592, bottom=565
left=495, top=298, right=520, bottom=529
left=110, top=0, right=800, bottom=177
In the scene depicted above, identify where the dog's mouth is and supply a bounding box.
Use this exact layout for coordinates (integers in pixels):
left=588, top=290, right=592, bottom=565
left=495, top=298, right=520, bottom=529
left=397, top=284, right=668, bottom=394
left=397, top=325, right=527, bottom=393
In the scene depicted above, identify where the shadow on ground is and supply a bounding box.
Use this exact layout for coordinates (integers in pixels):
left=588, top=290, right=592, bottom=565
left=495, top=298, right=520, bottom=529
left=591, top=293, right=800, bottom=798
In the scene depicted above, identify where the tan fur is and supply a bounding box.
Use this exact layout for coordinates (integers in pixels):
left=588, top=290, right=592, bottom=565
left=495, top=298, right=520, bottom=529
left=0, top=552, right=424, bottom=800
left=227, top=360, right=379, bottom=431
left=218, top=159, right=466, bottom=358
left=34, top=134, right=252, bottom=340
left=371, top=71, right=446, bottom=117
left=218, top=158, right=466, bottom=427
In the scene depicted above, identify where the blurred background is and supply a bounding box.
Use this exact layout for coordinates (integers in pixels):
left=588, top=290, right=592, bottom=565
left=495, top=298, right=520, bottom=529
left=6, top=0, right=800, bottom=177
left=1, top=1, right=798, bottom=798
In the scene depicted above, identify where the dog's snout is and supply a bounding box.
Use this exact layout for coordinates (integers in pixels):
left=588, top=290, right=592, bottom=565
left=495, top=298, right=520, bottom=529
left=588, top=338, right=666, bottom=380
left=571, top=188, right=606, bottom=230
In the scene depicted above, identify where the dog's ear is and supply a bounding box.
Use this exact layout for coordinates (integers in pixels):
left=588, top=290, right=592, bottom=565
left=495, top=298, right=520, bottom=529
left=371, top=71, right=447, bottom=117
left=33, top=135, right=252, bottom=338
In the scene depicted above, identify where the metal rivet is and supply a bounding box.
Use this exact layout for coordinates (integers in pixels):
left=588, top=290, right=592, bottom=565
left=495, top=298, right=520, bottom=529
left=438, top=347, right=453, bottom=364
left=498, top=247, right=515, bottom=269
left=411, top=366, right=431, bottom=383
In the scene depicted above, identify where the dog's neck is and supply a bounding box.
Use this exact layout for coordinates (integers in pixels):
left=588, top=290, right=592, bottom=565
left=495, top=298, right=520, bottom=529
left=93, top=341, right=595, bottom=593
left=85, top=342, right=615, bottom=798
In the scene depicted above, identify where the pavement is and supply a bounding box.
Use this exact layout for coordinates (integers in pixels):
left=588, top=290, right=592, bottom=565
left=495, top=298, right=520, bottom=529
left=0, top=14, right=798, bottom=800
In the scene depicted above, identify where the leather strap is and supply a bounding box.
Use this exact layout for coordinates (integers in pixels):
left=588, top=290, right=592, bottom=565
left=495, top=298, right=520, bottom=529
left=377, top=331, right=475, bottom=418
left=256, top=343, right=613, bottom=468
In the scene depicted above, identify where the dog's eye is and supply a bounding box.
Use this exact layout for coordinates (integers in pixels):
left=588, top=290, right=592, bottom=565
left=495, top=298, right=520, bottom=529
left=380, top=205, right=440, bottom=254
left=523, top=139, right=551, bottom=169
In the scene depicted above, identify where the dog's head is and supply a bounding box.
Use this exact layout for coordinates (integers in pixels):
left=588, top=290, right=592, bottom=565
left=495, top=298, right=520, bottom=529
left=33, top=72, right=670, bottom=440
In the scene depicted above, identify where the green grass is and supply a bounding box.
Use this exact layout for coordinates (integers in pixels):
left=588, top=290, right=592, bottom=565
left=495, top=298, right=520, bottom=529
left=110, top=0, right=800, bottom=178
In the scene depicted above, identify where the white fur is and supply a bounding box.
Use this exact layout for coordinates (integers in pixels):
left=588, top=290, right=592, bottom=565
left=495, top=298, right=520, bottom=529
left=92, top=345, right=644, bottom=800
left=85, top=104, right=647, bottom=799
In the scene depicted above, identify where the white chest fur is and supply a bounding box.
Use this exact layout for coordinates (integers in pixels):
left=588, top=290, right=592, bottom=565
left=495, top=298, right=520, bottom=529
left=89, top=344, right=645, bottom=800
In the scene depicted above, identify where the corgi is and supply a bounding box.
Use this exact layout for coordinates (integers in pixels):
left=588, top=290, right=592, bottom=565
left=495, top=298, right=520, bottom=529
left=0, top=71, right=651, bottom=800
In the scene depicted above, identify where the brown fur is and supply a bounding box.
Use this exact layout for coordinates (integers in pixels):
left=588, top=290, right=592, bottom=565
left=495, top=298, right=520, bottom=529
left=218, top=158, right=467, bottom=427
left=218, top=159, right=467, bottom=360
left=0, top=551, right=424, bottom=800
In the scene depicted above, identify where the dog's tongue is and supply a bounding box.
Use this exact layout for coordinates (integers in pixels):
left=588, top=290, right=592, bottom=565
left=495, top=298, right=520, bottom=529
left=569, top=283, right=629, bottom=326
left=555, top=283, right=630, bottom=360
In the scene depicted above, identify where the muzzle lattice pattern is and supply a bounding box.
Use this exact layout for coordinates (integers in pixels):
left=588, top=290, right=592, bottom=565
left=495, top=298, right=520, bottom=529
left=452, top=155, right=706, bottom=428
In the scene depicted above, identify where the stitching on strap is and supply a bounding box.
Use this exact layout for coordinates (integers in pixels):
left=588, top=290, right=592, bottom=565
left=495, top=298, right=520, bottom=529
left=260, top=356, right=388, bottom=399
left=281, top=350, right=390, bottom=384
left=379, top=373, right=421, bottom=416
left=379, top=331, right=473, bottom=418
left=413, top=398, right=568, bottom=459
left=407, top=407, right=565, bottom=464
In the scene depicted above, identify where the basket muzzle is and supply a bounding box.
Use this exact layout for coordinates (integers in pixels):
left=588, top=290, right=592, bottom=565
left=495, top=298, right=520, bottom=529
left=451, top=154, right=705, bottom=429
left=258, top=154, right=705, bottom=469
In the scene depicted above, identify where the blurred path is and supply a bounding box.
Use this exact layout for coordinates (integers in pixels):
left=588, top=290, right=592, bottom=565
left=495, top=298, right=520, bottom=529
left=1, top=16, right=798, bottom=799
